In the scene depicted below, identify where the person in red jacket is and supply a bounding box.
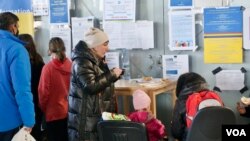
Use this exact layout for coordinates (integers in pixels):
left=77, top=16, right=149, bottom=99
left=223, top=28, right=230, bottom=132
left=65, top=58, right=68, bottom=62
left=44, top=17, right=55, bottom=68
left=38, top=37, right=72, bottom=141
left=128, top=89, right=166, bottom=141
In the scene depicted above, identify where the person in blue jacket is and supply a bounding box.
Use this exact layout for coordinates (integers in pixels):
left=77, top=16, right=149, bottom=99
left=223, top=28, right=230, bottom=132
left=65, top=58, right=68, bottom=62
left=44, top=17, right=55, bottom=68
left=0, top=12, right=35, bottom=141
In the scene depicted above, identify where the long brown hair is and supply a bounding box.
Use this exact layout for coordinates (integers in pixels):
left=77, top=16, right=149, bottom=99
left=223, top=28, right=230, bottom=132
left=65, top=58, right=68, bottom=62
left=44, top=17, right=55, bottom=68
left=48, top=37, right=66, bottom=62
left=18, top=34, right=44, bottom=65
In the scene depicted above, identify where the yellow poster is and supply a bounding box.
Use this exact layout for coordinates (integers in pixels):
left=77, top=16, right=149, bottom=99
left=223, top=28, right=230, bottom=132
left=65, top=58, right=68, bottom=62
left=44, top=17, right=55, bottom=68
left=16, top=13, right=34, bottom=36
left=204, top=35, right=243, bottom=63
left=0, top=0, right=33, bottom=35
left=203, top=7, right=243, bottom=64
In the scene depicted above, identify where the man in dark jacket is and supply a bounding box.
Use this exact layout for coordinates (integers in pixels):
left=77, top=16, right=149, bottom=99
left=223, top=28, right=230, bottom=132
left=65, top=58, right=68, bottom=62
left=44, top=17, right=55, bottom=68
left=68, top=28, right=123, bottom=141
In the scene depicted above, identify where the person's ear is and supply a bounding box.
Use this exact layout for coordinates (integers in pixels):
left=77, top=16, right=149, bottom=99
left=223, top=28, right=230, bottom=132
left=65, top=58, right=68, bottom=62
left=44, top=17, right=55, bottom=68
left=47, top=49, right=52, bottom=56
left=8, top=24, right=16, bottom=34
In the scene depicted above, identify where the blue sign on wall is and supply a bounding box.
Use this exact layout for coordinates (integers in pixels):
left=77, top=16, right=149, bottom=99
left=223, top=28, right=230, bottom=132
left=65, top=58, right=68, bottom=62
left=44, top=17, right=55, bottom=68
left=170, top=0, right=193, bottom=7
left=0, top=0, right=32, bottom=12
left=204, top=7, right=243, bottom=34
left=50, top=0, right=69, bottom=24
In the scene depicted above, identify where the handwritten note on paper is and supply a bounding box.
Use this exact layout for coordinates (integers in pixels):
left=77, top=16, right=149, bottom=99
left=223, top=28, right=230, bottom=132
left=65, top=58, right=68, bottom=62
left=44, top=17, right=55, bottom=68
left=215, top=70, right=245, bottom=90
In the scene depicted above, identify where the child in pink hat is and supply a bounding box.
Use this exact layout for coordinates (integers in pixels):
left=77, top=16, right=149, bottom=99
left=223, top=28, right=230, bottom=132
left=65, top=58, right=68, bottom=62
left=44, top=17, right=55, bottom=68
left=128, top=89, right=167, bottom=141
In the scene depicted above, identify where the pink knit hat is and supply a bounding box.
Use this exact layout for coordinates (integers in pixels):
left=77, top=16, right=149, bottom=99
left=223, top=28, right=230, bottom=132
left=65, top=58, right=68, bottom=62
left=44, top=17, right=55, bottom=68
left=132, top=89, right=151, bottom=110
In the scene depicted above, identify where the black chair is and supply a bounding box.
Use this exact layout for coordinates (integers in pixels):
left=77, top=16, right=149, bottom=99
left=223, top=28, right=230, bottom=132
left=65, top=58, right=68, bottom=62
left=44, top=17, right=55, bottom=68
left=186, top=106, right=236, bottom=141
left=97, top=120, right=148, bottom=141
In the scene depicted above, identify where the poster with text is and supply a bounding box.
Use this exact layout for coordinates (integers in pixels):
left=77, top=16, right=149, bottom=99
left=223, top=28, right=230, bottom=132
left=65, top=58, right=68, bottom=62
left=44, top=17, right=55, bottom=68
left=168, top=11, right=196, bottom=51
left=103, top=20, right=154, bottom=50
left=104, top=0, right=135, bottom=21
left=49, top=0, right=69, bottom=24
left=105, top=52, right=120, bottom=69
left=169, top=0, right=193, bottom=9
left=33, top=0, right=49, bottom=16
left=204, top=7, right=243, bottom=63
left=71, top=17, right=94, bottom=48
left=0, top=0, right=34, bottom=35
left=243, top=8, right=250, bottom=49
left=162, top=55, right=189, bottom=81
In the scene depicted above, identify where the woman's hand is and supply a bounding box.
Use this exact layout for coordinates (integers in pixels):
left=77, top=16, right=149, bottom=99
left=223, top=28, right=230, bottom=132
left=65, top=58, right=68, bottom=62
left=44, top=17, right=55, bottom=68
left=112, top=67, right=123, bottom=78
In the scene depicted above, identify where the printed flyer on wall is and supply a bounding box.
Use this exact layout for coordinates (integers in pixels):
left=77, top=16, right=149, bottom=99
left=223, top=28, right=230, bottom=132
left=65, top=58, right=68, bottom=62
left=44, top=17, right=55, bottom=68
left=204, top=6, right=243, bottom=63
left=49, top=0, right=69, bottom=24
left=162, top=55, right=189, bottom=80
left=168, top=10, right=196, bottom=51
left=169, top=0, right=193, bottom=9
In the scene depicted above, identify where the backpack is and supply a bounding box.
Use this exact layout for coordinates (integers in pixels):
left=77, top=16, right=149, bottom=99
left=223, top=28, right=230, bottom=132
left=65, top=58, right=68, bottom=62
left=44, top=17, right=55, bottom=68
left=185, top=90, right=223, bottom=128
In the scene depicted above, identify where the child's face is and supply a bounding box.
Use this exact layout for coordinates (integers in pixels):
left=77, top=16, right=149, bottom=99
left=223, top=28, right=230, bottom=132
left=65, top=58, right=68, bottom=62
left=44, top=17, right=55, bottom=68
left=138, top=106, right=150, bottom=112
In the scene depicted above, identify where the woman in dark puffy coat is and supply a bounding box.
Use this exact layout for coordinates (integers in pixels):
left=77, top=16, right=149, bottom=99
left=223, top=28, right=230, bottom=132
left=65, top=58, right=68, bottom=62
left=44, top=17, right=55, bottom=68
left=68, top=28, right=123, bottom=141
left=171, top=72, right=209, bottom=141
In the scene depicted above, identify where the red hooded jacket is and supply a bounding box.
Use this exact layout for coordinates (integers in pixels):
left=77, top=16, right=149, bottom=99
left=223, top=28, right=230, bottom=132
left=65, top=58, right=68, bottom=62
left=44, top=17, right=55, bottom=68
left=38, top=58, right=72, bottom=121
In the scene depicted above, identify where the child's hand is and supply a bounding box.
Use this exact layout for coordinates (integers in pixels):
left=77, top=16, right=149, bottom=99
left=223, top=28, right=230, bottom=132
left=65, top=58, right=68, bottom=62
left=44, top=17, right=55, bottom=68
left=237, top=102, right=246, bottom=114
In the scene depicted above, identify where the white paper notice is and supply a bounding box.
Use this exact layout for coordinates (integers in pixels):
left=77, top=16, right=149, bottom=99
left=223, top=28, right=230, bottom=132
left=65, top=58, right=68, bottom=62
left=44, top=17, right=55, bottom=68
left=168, top=11, right=196, bottom=51
left=103, top=0, right=135, bottom=21
left=231, top=0, right=250, bottom=7
left=162, top=55, right=189, bottom=80
left=215, top=70, right=245, bottom=90
left=71, top=17, right=94, bottom=48
left=136, top=21, right=154, bottom=49
left=33, top=0, right=49, bottom=16
left=103, top=21, right=154, bottom=50
left=105, top=52, right=120, bottom=69
left=243, top=8, right=250, bottom=49
left=195, top=0, right=222, bottom=8
left=104, top=21, right=136, bottom=49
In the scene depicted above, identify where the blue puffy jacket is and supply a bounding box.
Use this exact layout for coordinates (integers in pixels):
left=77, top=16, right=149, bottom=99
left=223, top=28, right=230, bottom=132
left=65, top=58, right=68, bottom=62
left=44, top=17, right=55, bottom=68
left=0, top=30, right=35, bottom=131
